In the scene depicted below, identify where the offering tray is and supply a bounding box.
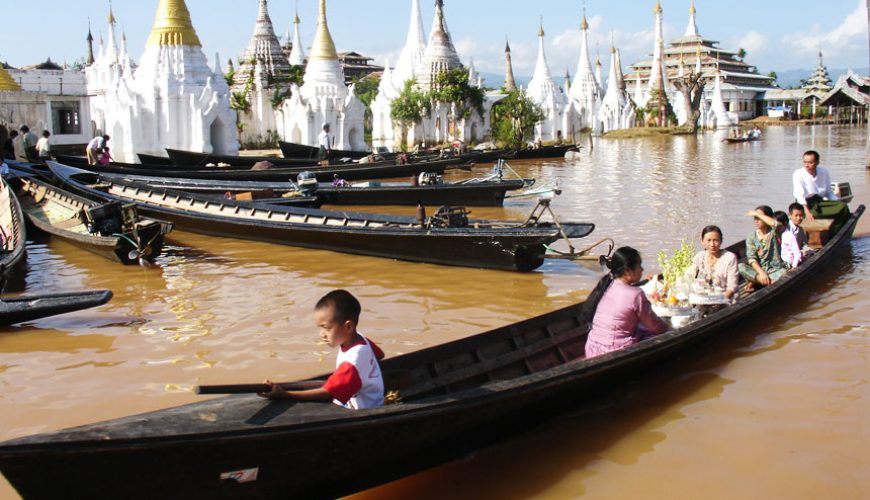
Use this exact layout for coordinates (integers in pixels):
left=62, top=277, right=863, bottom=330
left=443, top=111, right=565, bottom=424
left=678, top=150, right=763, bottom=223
left=651, top=303, right=696, bottom=318
left=689, top=292, right=730, bottom=306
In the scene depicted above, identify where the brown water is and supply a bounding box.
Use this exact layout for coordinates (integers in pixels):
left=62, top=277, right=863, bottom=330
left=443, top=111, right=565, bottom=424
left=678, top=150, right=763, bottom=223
left=1, top=126, right=868, bottom=499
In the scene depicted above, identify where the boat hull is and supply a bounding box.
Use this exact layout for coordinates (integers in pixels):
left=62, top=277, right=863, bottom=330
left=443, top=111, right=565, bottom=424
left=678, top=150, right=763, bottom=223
left=0, top=178, right=27, bottom=292
left=0, top=290, right=112, bottom=326
left=0, top=206, right=863, bottom=499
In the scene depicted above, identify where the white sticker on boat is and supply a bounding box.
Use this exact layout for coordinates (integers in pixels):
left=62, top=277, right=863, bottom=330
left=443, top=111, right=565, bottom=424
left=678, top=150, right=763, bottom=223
left=220, top=467, right=259, bottom=483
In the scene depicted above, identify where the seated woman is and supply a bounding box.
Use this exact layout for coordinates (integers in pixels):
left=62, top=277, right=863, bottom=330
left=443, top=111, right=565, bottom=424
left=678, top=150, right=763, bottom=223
left=738, top=205, right=788, bottom=289
left=584, top=247, right=670, bottom=358
left=687, top=225, right=739, bottom=300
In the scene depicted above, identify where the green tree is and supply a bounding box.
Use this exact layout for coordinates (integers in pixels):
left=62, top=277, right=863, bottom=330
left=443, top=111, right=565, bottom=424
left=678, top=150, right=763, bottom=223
left=491, top=89, right=545, bottom=148
left=429, top=68, right=485, bottom=119
left=767, top=71, right=778, bottom=86
left=353, top=74, right=381, bottom=140
left=737, top=48, right=747, bottom=61
left=390, top=79, right=430, bottom=126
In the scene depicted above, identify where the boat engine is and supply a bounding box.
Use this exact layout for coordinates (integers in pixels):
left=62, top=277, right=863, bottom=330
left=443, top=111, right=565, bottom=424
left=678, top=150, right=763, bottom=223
left=296, top=171, right=319, bottom=195
left=418, top=172, right=442, bottom=186
left=84, top=201, right=124, bottom=236
left=427, top=205, right=470, bottom=228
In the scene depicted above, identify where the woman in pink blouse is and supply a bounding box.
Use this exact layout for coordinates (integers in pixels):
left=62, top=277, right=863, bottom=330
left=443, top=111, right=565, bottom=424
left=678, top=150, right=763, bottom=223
left=584, top=247, right=670, bottom=358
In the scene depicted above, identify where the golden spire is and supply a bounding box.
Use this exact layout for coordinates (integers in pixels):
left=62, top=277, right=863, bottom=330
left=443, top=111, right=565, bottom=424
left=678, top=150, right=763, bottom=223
left=0, top=64, right=22, bottom=91
left=308, top=0, right=338, bottom=61
left=538, top=16, right=544, bottom=38
left=690, top=0, right=696, bottom=15
left=654, top=0, right=662, bottom=14
left=108, top=0, right=116, bottom=25
left=146, top=0, right=202, bottom=47
left=580, top=14, right=588, bottom=31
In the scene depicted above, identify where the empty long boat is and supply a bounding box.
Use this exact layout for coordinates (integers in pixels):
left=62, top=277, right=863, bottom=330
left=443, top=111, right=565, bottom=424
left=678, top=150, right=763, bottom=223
left=17, top=177, right=172, bottom=265
left=49, top=163, right=594, bottom=271
left=0, top=205, right=862, bottom=499
left=0, top=290, right=113, bottom=326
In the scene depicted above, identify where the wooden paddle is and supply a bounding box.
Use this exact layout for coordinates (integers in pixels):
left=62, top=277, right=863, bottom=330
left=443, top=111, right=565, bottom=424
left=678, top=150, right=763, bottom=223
left=196, top=370, right=413, bottom=395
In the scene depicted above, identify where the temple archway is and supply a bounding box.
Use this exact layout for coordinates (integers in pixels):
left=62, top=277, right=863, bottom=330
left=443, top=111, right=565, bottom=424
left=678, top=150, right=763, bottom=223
left=209, top=118, right=227, bottom=154
left=348, top=127, right=361, bottom=151
left=291, top=124, right=302, bottom=144
left=111, top=122, right=125, bottom=160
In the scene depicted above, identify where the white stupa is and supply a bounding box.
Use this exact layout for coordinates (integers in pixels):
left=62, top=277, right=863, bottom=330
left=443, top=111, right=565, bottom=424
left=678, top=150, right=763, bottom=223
left=277, top=0, right=366, bottom=150
left=87, top=0, right=238, bottom=162
left=564, top=11, right=602, bottom=135
left=598, top=44, right=636, bottom=133
left=526, top=22, right=567, bottom=142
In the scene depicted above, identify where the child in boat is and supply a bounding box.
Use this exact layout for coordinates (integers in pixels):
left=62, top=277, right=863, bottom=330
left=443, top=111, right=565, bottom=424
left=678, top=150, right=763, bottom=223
left=787, top=203, right=813, bottom=257
left=777, top=210, right=802, bottom=269
left=98, top=147, right=114, bottom=166
left=738, top=205, right=789, bottom=288
left=259, top=290, right=385, bottom=410
left=583, top=247, right=670, bottom=358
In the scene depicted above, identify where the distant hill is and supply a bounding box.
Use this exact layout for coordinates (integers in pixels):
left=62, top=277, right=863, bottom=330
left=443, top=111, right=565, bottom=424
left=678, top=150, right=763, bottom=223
left=771, top=67, right=869, bottom=89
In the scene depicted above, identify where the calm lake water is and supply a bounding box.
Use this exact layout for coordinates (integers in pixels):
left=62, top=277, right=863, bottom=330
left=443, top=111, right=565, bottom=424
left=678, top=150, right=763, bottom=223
left=1, top=125, right=868, bottom=499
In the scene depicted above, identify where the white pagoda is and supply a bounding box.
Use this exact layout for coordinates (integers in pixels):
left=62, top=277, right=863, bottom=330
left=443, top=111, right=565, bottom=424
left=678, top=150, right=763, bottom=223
left=277, top=0, right=366, bottom=151
left=526, top=22, right=567, bottom=142
left=597, top=44, right=636, bottom=133
left=563, top=11, right=602, bottom=136
left=87, top=0, right=238, bottom=162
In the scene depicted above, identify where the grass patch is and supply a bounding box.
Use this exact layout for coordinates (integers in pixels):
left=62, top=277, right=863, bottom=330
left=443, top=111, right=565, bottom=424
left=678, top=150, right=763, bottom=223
left=601, top=127, right=695, bottom=139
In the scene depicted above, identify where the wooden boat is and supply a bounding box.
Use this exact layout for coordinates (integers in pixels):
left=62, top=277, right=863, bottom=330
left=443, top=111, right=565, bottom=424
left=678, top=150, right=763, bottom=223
left=0, top=205, right=862, bottom=499
left=89, top=171, right=528, bottom=207
left=16, top=177, right=173, bottom=265
left=165, top=148, right=324, bottom=168
left=278, top=140, right=370, bottom=160
left=49, top=162, right=595, bottom=271
left=0, top=177, right=27, bottom=292
left=135, top=153, right=174, bottom=166
left=59, top=156, right=472, bottom=183
left=0, top=289, right=112, bottom=326
left=722, top=136, right=760, bottom=143
left=510, top=144, right=579, bottom=160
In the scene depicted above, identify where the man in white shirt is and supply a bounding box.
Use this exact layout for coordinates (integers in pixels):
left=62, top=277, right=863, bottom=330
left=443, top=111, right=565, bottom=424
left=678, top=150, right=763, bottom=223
left=86, top=134, right=110, bottom=165
left=792, top=150, right=849, bottom=230
left=317, top=123, right=332, bottom=162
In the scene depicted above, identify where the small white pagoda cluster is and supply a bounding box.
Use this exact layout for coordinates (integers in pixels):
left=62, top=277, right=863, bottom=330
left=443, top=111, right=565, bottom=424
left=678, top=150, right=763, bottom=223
left=276, top=0, right=366, bottom=151
left=87, top=0, right=239, bottom=162
left=526, top=11, right=635, bottom=140
left=371, top=0, right=496, bottom=151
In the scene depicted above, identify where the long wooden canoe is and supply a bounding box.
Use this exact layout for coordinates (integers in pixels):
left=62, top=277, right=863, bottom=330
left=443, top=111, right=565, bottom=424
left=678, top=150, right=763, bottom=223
left=278, top=140, right=370, bottom=160
left=165, top=148, right=325, bottom=168
left=0, top=290, right=113, bottom=326
left=0, top=177, right=26, bottom=292
left=89, top=171, right=528, bottom=207
left=0, top=205, right=861, bottom=499
left=48, top=162, right=595, bottom=271
left=509, top=144, right=579, bottom=160
left=17, top=178, right=173, bottom=265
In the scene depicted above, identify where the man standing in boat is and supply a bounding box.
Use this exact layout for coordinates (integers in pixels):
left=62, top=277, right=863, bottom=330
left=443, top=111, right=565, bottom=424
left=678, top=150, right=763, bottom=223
left=792, top=150, right=849, bottom=231
left=318, top=123, right=332, bottom=163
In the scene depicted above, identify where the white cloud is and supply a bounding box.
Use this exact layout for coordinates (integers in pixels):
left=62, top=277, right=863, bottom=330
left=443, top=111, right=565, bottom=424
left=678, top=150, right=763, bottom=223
left=780, top=0, right=867, bottom=68
left=734, top=31, right=768, bottom=55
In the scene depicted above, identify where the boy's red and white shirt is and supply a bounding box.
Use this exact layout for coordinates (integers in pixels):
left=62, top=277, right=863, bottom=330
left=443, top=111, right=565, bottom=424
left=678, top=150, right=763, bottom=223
left=323, top=333, right=384, bottom=410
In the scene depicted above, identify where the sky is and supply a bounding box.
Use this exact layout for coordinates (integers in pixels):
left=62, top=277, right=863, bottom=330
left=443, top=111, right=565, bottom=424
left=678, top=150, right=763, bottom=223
left=1, top=0, right=868, bottom=80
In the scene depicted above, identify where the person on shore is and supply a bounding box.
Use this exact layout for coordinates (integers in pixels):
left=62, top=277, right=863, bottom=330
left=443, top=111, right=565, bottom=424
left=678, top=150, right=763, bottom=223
left=36, top=130, right=52, bottom=162
left=98, top=147, right=114, bottom=166
left=776, top=211, right=802, bottom=269
left=555, top=130, right=563, bottom=145
left=20, top=125, right=38, bottom=162
left=584, top=247, right=670, bottom=358
left=687, top=225, right=739, bottom=300
left=259, top=290, right=385, bottom=410
left=3, top=130, right=18, bottom=160
left=86, top=134, right=110, bottom=165
left=792, top=150, right=849, bottom=231
left=738, top=206, right=788, bottom=289
left=317, top=123, right=332, bottom=162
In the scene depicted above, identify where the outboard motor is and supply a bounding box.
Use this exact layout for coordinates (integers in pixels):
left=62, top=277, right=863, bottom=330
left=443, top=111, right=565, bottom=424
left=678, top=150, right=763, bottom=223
left=85, top=201, right=124, bottom=236
left=417, top=172, right=442, bottom=186
left=296, top=171, right=319, bottom=195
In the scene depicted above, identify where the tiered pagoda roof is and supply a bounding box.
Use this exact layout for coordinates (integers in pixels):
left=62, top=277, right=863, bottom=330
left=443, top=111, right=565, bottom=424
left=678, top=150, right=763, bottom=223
left=233, top=0, right=293, bottom=90
left=415, top=0, right=463, bottom=91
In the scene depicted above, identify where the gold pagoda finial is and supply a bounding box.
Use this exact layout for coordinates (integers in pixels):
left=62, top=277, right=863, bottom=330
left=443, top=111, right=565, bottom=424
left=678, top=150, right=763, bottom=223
left=146, top=0, right=202, bottom=47
left=654, top=0, right=662, bottom=14
left=538, top=16, right=544, bottom=38
left=690, top=0, right=696, bottom=15
left=107, top=0, right=116, bottom=25
left=309, top=0, right=338, bottom=61
left=0, top=64, right=22, bottom=91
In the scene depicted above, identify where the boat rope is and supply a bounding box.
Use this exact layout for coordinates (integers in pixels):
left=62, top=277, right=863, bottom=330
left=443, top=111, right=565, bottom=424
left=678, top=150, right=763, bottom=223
left=544, top=237, right=615, bottom=261
left=111, top=233, right=139, bottom=249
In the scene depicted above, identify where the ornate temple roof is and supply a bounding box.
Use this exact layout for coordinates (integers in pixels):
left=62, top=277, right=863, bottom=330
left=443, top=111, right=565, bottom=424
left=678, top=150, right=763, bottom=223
left=415, top=0, right=463, bottom=91
left=146, top=0, right=202, bottom=47
left=0, top=64, right=22, bottom=91
left=233, top=0, right=292, bottom=89
left=309, top=0, right=338, bottom=61
left=805, top=50, right=832, bottom=92
left=504, top=38, right=517, bottom=91
left=568, top=11, right=599, bottom=102
left=527, top=21, right=565, bottom=108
